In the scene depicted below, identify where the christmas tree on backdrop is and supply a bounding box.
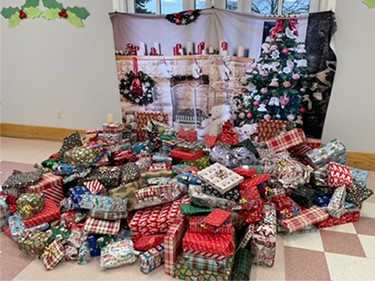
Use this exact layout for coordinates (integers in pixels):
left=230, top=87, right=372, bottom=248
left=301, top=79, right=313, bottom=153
left=232, top=19, right=311, bottom=127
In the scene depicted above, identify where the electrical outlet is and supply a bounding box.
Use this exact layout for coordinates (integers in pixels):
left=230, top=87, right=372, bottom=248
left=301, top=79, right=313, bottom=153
left=57, top=111, right=62, bottom=119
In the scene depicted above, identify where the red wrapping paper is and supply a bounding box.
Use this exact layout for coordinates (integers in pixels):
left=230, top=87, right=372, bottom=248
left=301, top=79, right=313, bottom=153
left=169, top=148, right=205, bottom=161
left=26, top=172, right=64, bottom=206
left=22, top=199, right=60, bottom=228
left=188, top=216, right=234, bottom=234
left=133, top=234, right=165, bottom=251
left=164, top=218, right=187, bottom=276
left=236, top=186, right=264, bottom=224
left=266, top=128, right=306, bottom=153
left=239, top=174, right=270, bottom=190
left=232, top=167, right=257, bottom=178
left=183, top=232, right=234, bottom=257
left=316, top=211, right=360, bottom=229
left=327, top=162, right=353, bottom=188
left=178, top=129, right=198, bottom=142
left=216, top=120, right=239, bottom=145
left=0, top=192, right=17, bottom=214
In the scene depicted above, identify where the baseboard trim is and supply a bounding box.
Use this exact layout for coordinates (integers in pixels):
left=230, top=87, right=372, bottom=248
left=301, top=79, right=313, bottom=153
left=0, top=123, right=86, bottom=141
left=1, top=123, right=374, bottom=170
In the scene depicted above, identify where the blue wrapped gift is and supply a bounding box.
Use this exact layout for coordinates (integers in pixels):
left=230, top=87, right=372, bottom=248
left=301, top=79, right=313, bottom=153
left=305, top=139, right=346, bottom=168
left=69, top=186, right=91, bottom=204
left=87, top=234, right=100, bottom=257
left=140, top=244, right=165, bottom=274
left=350, top=167, right=369, bottom=188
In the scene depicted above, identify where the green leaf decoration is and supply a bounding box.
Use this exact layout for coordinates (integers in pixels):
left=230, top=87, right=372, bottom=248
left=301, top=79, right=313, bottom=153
left=66, top=6, right=90, bottom=20
left=42, top=0, right=63, bottom=9
left=22, top=0, right=40, bottom=9
left=66, top=11, right=84, bottom=27
left=42, top=8, right=60, bottom=20
left=8, top=13, right=22, bottom=27
left=1, top=7, right=19, bottom=19
left=363, top=0, right=375, bottom=8
left=24, top=7, right=42, bottom=19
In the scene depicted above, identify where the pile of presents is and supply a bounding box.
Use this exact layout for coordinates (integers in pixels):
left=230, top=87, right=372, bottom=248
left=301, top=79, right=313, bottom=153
left=0, top=117, right=373, bottom=280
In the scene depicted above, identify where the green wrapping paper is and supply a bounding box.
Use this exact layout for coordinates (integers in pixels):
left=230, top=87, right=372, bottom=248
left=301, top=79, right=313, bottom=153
left=16, top=193, right=45, bottom=219
left=179, top=203, right=213, bottom=215
left=231, top=248, right=253, bottom=281
left=77, top=241, right=91, bottom=265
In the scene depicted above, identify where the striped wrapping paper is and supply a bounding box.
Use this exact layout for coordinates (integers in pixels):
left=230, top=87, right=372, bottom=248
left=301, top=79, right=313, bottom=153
left=278, top=206, right=329, bottom=233
left=22, top=199, right=60, bottom=228
left=25, top=173, right=64, bottom=206
left=83, top=180, right=105, bottom=194
left=164, top=217, right=187, bottom=276
left=266, top=128, right=307, bottom=153
left=83, top=217, right=120, bottom=235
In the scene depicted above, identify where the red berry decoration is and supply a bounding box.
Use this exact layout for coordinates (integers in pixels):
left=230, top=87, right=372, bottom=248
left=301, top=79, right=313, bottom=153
left=18, top=10, right=27, bottom=19
left=299, top=107, right=307, bottom=114
left=58, top=8, right=68, bottom=18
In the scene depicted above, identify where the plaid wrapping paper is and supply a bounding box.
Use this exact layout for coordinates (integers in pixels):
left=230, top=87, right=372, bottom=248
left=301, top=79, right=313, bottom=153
left=135, top=183, right=175, bottom=201
left=172, top=256, right=232, bottom=281
left=169, top=148, right=205, bottom=161
left=231, top=248, right=253, bottom=281
left=89, top=209, right=128, bottom=221
left=182, top=251, right=232, bottom=273
left=278, top=224, right=318, bottom=235
left=350, top=167, right=369, bottom=188
left=26, top=173, right=64, bottom=206
left=79, top=194, right=127, bottom=212
left=22, top=199, right=60, bottom=228
left=188, top=215, right=234, bottom=235
left=316, top=210, right=361, bottom=229
left=239, top=224, right=256, bottom=248
left=201, top=182, right=240, bottom=202
left=327, top=162, right=353, bottom=188
left=266, top=128, right=306, bottom=153
left=83, top=180, right=105, bottom=194
left=135, top=111, right=168, bottom=141
left=56, top=131, right=82, bottom=161
left=83, top=217, right=120, bottom=235
left=164, top=217, right=187, bottom=276
left=305, top=139, right=346, bottom=168
left=239, top=174, right=270, bottom=190
left=0, top=197, right=9, bottom=230
left=197, top=163, right=244, bottom=195
left=140, top=244, right=165, bottom=274
left=41, top=239, right=65, bottom=270
left=278, top=206, right=329, bottom=233
left=182, top=231, right=235, bottom=257
left=129, top=198, right=187, bottom=237
left=103, top=121, right=126, bottom=133
left=257, top=120, right=291, bottom=142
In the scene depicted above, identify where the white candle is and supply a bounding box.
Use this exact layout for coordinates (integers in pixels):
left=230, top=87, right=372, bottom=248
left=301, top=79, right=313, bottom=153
left=237, top=45, right=244, bottom=57
left=178, top=48, right=184, bottom=55
left=186, top=41, right=193, bottom=55
left=107, top=113, right=113, bottom=123
left=208, top=46, right=214, bottom=54
left=139, top=42, right=146, bottom=55
left=154, top=42, right=161, bottom=55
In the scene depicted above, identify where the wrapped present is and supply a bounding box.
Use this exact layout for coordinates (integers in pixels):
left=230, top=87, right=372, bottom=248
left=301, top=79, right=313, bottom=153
left=172, top=256, right=232, bottom=281
left=234, top=186, right=264, bottom=224
left=61, top=210, right=86, bottom=230
left=0, top=192, right=17, bottom=214
left=327, top=186, right=346, bottom=218
left=164, top=218, right=187, bottom=276
left=172, top=164, right=197, bottom=175
left=232, top=166, right=257, bottom=178
left=135, top=157, right=153, bottom=172
left=216, top=120, right=239, bottom=145
left=327, top=162, right=353, bottom=188
left=41, top=239, right=65, bottom=270
left=108, top=181, right=144, bottom=211
left=53, top=162, right=84, bottom=176
left=77, top=241, right=91, bottom=265
left=48, top=225, right=72, bottom=242
left=201, top=182, right=240, bottom=202
left=177, top=171, right=201, bottom=185
left=250, top=203, right=277, bottom=267
left=141, top=170, right=173, bottom=179
left=64, top=145, right=104, bottom=167
left=198, top=209, right=232, bottom=233
left=278, top=206, right=329, bottom=233
left=140, top=244, right=165, bottom=274
left=65, top=228, right=83, bottom=248
left=179, top=203, right=212, bottom=216
left=103, top=121, right=126, bottom=133
left=148, top=162, right=172, bottom=172
left=169, top=148, right=205, bottom=161
left=288, top=142, right=313, bottom=159
left=83, top=180, right=105, bottom=195
left=316, top=210, right=361, bottom=229
left=182, top=156, right=210, bottom=170
left=238, top=174, right=269, bottom=190
left=182, top=251, right=232, bottom=273
left=231, top=248, right=253, bottom=281
left=0, top=197, right=9, bottom=230
left=26, top=173, right=64, bottom=206
left=188, top=185, right=236, bottom=210
left=238, top=224, right=256, bottom=248
left=266, top=128, right=306, bottom=153
left=18, top=230, right=53, bottom=256
left=22, top=198, right=60, bottom=228
left=272, top=195, right=301, bottom=220
left=350, top=167, right=369, bottom=188
left=257, top=120, right=291, bottom=142
left=69, top=186, right=91, bottom=204
left=146, top=177, right=171, bottom=185
left=2, top=169, right=44, bottom=197
left=188, top=215, right=234, bottom=235
left=133, top=234, right=165, bottom=251
left=175, top=140, right=205, bottom=152
left=8, top=213, right=49, bottom=241
left=278, top=224, right=318, bottom=235
left=88, top=166, right=122, bottom=188
left=290, top=186, right=316, bottom=209
left=311, top=164, right=328, bottom=186
left=183, top=232, right=234, bottom=257
left=129, top=199, right=186, bottom=237
left=83, top=217, right=120, bottom=235
left=79, top=194, right=127, bottom=212
left=64, top=245, right=78, bottom=261
left=305, top=139, right=346, bottom=168
left=178, top=129, right=198, bottom=142
left=121, top=163, right=141, bottom=184
left=346, top=184, right=373, bottom=205
left=135, top=111, right=168, bottom=141
left=87, top=233, right=100, bottom=257
left=56, top=131, right=83, bottom=161
left=89, top=210, right=127, bottom=221
left=197, top=163, right=244, bottom=194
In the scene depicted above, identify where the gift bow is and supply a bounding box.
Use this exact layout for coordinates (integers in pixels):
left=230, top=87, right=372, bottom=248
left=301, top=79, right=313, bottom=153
left=43, top=244, right=54, bottom=257
left=21, top=204, right=33, bottom=215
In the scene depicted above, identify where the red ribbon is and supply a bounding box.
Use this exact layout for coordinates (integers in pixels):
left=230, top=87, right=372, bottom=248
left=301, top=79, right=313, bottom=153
left=132, top=57, right=138, bottom=73
left=131, top=57, right=142, bottom=95
left=269, top=19, right=283, bottom=38
left=288, top=18, right=299, bottom=36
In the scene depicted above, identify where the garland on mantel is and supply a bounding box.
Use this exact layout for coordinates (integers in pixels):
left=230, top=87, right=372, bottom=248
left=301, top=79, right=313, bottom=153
left=165, top=9, right=200, bottom=25
left=1, top=0, right=89, bottom=28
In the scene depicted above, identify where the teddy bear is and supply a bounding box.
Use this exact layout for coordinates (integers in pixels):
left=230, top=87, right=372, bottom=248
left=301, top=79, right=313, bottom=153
left=197, top=104, right=232, bottom=138
left=234, top=123, right=258, bottom=141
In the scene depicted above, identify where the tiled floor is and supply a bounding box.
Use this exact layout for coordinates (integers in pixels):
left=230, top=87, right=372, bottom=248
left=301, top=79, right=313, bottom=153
left=1, top=136, right=375, bottom=281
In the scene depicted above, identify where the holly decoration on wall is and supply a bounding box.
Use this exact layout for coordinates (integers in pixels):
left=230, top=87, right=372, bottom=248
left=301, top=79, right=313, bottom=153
left=165, top=9, right=200, bottom=25
left=1, top=0, right=89, bottom=27
left=363, top=0, right=375, bottom=8
left=232, top=19, right=311, bottom=127
left=119, top=71, right=155, bottom=106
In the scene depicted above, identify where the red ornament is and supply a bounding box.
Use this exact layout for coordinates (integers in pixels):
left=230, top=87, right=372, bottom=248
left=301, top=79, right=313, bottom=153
left=299, top=107, right=307, bottom=114
left=246, top=112, right=253, bottom=118
left=241, top=88, right=247, bottom=93
left=253, top=101, right=260, bottom=106
left=282, top=48, right=289, bottom=54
